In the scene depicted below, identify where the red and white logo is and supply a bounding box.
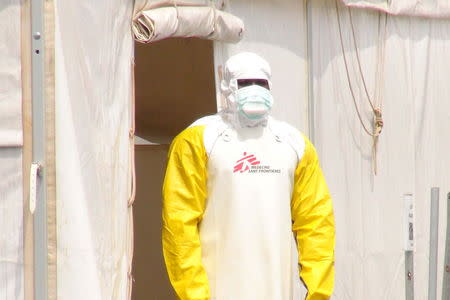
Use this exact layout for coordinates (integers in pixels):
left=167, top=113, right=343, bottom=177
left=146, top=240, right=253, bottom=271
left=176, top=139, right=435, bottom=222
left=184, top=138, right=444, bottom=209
left=233, top=152, right=261, bottom=173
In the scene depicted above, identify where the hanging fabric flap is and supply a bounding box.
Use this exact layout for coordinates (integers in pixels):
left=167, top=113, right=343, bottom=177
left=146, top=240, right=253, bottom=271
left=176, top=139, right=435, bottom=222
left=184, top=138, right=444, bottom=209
left=0, top=1, right=23, bottom=148
left=0, top=1, right=24, bottom=299
left=343, top=0, right=450, bottom=18
left=133, top=6, right=244, bottom=44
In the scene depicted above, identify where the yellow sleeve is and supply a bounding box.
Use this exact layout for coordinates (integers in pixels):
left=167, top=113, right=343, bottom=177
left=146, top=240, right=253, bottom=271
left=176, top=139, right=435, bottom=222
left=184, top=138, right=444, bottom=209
left=291, top=135, right=335, bottom=300
left=162, top=125, right=210, bottom=300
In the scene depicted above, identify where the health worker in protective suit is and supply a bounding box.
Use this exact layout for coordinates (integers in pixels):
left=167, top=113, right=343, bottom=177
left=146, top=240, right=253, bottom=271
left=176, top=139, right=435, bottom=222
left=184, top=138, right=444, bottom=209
left=162, top=52, right=335, bottom=300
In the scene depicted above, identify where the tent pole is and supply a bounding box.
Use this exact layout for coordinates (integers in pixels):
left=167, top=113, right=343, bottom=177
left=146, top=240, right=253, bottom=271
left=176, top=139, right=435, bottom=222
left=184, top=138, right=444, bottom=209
left=405, top=251, right=414, bottom=300
left=429, top=187, right=439, bottom=300
left=443, top=192, right=450, bottom=300
left=404, top=193, right=415, bottom=300
left=306, top=0, right=315, bottom=143
left=31, top=0, right=48, bottom=299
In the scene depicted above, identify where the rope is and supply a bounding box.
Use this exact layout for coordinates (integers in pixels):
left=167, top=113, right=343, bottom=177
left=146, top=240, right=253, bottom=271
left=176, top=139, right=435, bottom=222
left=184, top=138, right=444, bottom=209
left=335, top=0, right=387, bottom=174
left=348, top=8, right=376, bottom=113
left=209, top=0, right=218, bottom=36
left=173, top=0, right=180, bottom=20
left=335, top=0, right=379, bottom=137
left=371, top=13, right=388, bottom=175
left=127, top=59, right=137, bottom=300
left=372, top=108, right=383, bottom=174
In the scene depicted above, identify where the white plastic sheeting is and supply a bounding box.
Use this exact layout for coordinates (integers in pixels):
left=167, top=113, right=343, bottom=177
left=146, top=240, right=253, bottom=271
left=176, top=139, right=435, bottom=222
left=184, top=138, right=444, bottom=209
left=0, top=1, right=23, bottom=148
left=310, top=0, right=450, bottom=298
left=0, top=149, right=23, bottom=300
left=0, top=1, right=23, bottom=300
left=343, top=0, right=450, bottom=18
left=133, top=6, right=244, bottom=44
left=0, top=148, right=23, bottom=300
left=54, top=0, right=134, bottom=299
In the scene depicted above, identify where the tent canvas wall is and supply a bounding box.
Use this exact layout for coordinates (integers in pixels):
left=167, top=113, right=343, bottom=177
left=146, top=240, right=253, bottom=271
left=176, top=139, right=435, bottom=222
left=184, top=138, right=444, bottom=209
left=1, top=0, right=450, bottom=299
left=1, top=2, right=26, bottom=300
left=309, top=1, right=450, bottom=298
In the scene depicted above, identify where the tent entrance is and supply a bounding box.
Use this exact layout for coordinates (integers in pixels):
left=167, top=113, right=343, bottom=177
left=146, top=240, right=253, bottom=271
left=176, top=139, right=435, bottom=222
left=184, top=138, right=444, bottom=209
left=132, top=38, right=217, bottom=299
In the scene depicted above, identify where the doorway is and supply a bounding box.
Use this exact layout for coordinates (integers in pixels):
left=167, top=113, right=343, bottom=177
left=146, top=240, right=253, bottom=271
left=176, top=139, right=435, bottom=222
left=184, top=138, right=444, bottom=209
left=132, top=38, right=217, bottom=299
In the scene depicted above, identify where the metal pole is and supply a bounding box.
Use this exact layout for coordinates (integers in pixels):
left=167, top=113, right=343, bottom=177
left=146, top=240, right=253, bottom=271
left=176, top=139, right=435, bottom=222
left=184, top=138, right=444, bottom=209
left=429, top=187, right=440, bottom=300
left=306, top=0, right=315, bottom=143
left=442, top=192, right=450, bottom=300
left=31, top=0, right=48, bottom=299
left=405, top=251, right=415, bottom=300
left=404, top=193, right=415, bottom=300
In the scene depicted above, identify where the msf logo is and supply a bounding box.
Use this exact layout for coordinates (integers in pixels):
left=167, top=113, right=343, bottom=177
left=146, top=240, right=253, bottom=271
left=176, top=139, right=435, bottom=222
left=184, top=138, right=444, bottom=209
left=233, top=152, right=260, bottom=173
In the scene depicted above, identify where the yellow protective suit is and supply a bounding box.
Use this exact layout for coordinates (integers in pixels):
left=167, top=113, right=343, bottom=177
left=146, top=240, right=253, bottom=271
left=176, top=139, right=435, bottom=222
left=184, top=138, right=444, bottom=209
left=162, top=114, right=335, bottom=300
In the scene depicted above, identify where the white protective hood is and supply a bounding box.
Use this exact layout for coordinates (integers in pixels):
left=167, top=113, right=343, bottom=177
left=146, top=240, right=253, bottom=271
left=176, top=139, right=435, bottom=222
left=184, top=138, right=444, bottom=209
left=219, top=52, right=273, bottom=127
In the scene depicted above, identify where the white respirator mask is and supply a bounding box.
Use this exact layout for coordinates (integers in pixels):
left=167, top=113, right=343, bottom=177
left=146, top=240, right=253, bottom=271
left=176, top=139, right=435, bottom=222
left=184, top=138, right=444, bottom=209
left=234, top=85, right=274, bottom=120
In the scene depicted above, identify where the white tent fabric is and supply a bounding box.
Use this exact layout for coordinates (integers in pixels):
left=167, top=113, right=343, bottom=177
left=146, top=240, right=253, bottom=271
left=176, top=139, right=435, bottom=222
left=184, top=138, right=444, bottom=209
left=310, top=0, right=450, bottom=298
left=343, top=0, right=450, bottom=18
left=54, top=0, right=134, bottom=299
left=0, top=149, right=22, bottom=300
left=0, top=1, right=23, bottom=148
left=133, top=6, right=244, bottom=44
left=0, top=1, right=24, bottom=299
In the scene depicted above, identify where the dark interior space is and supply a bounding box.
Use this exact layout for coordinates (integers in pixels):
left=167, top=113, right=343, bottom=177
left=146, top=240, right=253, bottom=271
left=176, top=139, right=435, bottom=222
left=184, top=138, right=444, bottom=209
left=132, top=38, right=217, bottom=299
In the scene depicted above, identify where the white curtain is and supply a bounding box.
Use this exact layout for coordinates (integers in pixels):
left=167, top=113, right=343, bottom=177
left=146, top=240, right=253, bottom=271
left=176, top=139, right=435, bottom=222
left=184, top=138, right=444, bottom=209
left=0, top=1, right=23, bottom=148
left=0, top=1, right=23, bottom=299
left=54, top=0, right=134, bottom=299
left=311, top=0, right=450, bottom=298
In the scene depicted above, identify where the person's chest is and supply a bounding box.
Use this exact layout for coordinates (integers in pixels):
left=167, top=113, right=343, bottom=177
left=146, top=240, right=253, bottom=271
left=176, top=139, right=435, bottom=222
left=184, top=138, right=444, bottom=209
left=207, top=127, right=298, bottom=184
